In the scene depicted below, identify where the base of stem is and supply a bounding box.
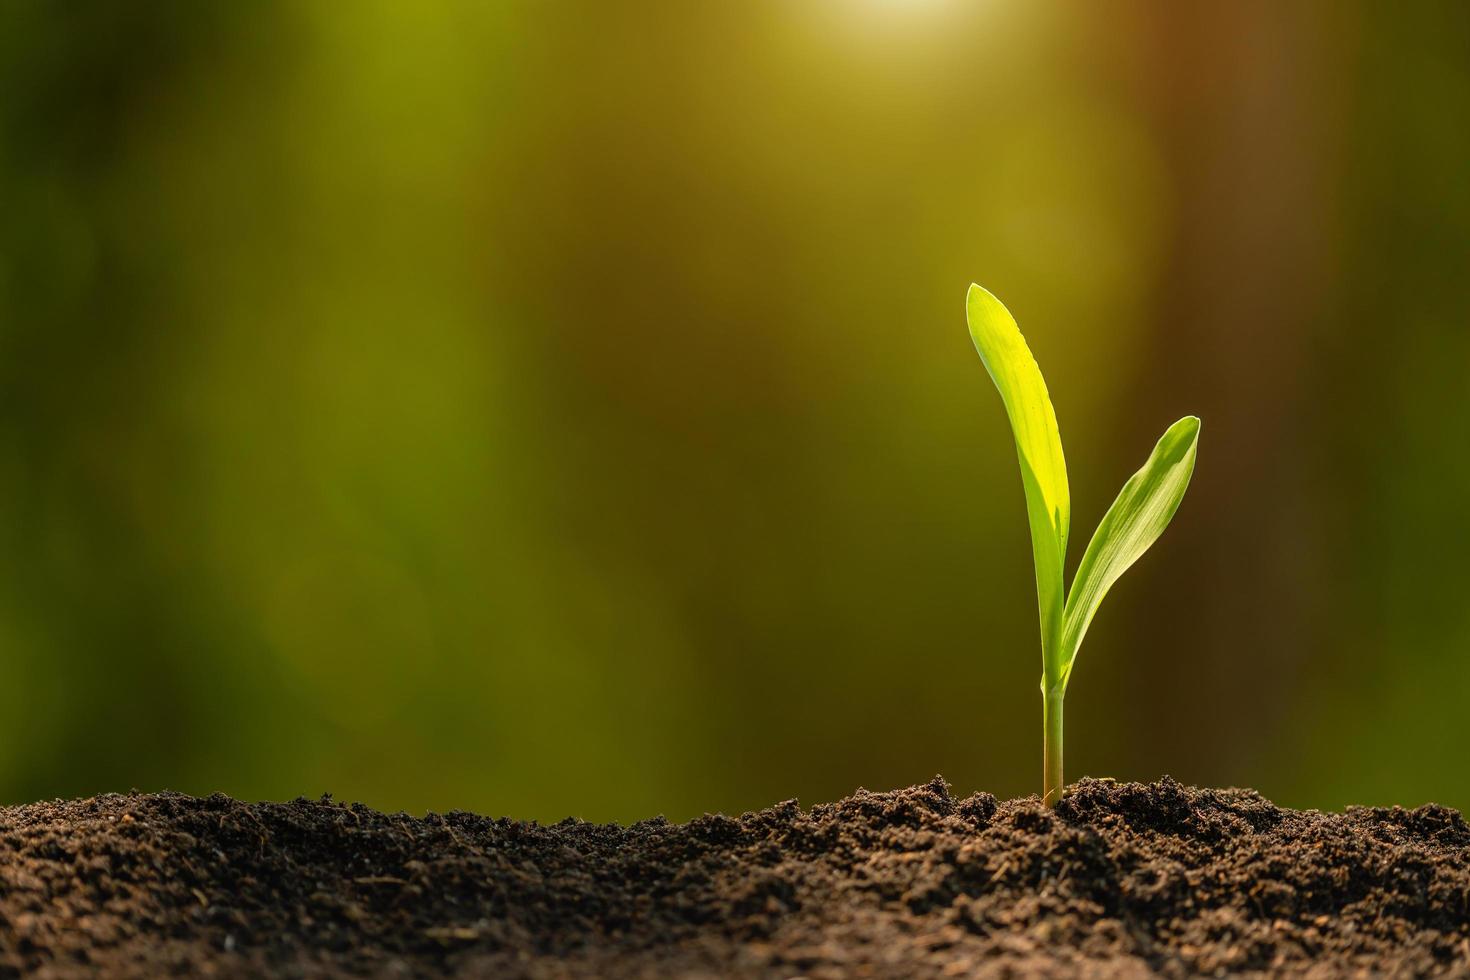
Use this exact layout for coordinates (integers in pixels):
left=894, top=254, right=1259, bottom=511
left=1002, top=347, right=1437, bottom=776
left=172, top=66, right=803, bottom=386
left=1043, top=690, right=1064, bottom=807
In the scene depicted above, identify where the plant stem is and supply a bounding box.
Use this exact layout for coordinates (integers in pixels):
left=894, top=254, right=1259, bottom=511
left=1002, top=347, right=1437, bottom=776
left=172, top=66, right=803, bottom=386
left=1043, top=688, right=1064, bottom=807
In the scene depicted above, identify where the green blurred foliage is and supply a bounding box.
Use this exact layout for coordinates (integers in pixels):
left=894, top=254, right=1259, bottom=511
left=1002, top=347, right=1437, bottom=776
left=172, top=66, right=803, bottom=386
left=1, top=0, right=1467, bottom=821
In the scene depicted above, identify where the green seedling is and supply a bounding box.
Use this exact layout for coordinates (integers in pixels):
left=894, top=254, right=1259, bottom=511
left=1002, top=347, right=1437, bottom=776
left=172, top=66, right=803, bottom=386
left=967, top=284, right=1199, bottom=807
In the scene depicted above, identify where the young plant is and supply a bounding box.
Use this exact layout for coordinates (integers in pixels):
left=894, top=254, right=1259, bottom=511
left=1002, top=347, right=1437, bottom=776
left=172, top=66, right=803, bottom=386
left=966, top=284, right=1200, bottom=807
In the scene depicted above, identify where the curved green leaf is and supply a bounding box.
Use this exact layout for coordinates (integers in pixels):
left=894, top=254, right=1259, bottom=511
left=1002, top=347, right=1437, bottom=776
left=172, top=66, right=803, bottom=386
left=966, top=284, right=1070, bottom=663
left=1056, top=416, right=1200, bottom=689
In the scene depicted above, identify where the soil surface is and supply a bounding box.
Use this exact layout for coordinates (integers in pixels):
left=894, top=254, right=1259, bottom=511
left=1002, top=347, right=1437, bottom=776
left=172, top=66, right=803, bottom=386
left=2, top=777, right=1468, bottom=978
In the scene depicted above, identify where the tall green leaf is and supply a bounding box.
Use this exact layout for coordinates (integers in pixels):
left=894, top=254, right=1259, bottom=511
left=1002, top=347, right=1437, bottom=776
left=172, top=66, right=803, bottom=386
left=1057, top=415, right=1200, bottom=688
left=966, top=284, right=1070, bottom=666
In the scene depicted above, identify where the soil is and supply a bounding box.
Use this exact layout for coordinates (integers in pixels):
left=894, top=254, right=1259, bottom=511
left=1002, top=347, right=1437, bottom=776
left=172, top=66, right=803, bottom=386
left=1, top=777, right=1468, bottom=979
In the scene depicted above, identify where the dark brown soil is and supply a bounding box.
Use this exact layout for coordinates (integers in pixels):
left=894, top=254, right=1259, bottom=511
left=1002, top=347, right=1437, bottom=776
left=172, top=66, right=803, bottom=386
left=2, top=777, right=1468, bottom=978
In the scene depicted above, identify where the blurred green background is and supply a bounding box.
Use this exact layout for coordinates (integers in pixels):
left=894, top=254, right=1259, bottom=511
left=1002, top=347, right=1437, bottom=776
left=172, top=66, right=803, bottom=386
left=2, top=0, right=1468, bottom=822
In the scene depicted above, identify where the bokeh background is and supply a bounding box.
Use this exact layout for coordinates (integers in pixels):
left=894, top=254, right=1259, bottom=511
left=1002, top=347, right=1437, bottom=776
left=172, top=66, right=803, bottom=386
left=2, top=0, right=1468, bottom=822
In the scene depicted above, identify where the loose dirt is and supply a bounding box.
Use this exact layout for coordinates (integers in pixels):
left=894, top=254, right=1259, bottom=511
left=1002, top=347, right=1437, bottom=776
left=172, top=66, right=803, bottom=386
left=2, top=777, right=1467, bottom=977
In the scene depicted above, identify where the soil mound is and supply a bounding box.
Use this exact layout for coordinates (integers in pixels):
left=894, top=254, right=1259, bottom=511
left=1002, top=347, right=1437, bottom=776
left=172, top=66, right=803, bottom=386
left=2, top=777, right=1467, bottom=977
